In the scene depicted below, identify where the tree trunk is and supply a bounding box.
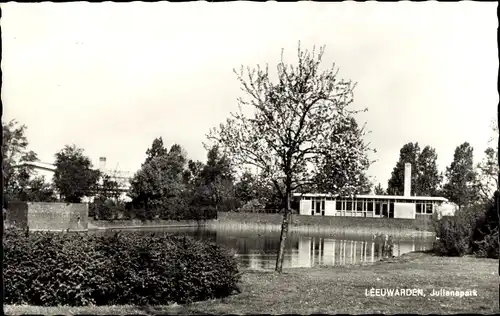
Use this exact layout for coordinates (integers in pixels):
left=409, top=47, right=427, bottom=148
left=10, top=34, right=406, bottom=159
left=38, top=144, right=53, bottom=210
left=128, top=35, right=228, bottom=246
left=275, top=191, right=291, bottom=273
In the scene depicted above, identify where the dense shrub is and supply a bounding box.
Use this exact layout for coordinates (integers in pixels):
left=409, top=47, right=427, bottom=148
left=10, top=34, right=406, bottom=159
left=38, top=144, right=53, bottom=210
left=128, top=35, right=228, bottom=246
left=434, top=194, right=499, bottom=258
left=89, top=199, right=130, bottom=220
left=433, top=211, right=476, bottom=256
left=472, top=195, right=499, bottom=258
left=4, top=230, right=240, bottom=306
left=238, top=199, right=266, bottom=213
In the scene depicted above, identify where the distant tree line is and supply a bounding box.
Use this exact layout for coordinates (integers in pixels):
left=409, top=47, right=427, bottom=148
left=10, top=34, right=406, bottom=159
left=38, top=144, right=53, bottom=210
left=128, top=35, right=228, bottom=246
left=375, top=123, right=498, bottom=210
left=3, top=117, right=497, bottom=218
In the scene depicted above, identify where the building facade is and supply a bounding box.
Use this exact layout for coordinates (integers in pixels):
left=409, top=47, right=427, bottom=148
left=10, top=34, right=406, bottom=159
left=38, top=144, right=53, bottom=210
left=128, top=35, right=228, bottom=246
left=13, top=156, right=132, bottom=202
left=294, top=163, right=457, bottom=220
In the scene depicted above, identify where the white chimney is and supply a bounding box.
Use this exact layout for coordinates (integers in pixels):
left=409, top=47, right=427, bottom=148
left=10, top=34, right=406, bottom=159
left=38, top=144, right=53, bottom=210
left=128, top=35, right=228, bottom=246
left=404, top=163, right=412, bottom=197
left=98, top=157, right=107, bottom=173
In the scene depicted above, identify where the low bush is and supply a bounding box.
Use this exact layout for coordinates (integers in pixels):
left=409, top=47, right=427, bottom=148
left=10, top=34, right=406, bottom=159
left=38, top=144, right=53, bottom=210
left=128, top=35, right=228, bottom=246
left=3, top=230, right=240, bottom=306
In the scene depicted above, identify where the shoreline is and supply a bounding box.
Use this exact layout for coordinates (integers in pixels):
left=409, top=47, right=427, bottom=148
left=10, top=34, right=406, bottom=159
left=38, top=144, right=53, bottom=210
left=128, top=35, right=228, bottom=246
left=207, top=220, right=436, bottom=239
left=15, top=211, right=438, bottom=238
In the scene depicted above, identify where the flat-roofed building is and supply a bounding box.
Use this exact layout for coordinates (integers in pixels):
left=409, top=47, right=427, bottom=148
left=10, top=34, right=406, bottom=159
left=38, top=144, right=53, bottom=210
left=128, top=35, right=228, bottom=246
left=293, top=163, right=457, bottom=219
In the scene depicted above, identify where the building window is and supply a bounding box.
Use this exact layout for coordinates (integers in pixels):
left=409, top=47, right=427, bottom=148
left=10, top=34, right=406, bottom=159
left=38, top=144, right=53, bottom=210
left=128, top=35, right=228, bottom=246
left=322, top=200, right=325, bottom=211
left=426, top=203, right=433, bottom=214
left=382, top=203, right=388, bottom=217
left=367, top=200, right=374, bottom=212
left=311, top=199, right=315, bottom=210
left=375, top=203, right=381, bottom=216
left=357, top=201, right=363, bottom=212
left=389, top=202, right=394, bottom=218
left=416, top=203, right=422, bottom=214
left=336, top=200, right=342, bottom=211
left=346, top=201, right=353, bottom=211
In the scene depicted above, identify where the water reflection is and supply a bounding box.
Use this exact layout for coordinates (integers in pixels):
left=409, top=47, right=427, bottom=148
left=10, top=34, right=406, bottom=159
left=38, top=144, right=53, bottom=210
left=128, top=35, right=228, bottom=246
left=92, top=227, right=433, bottom=269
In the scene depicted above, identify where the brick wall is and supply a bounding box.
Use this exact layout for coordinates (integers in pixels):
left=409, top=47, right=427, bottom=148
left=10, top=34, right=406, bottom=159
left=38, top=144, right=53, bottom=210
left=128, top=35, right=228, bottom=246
left=5, top=202, right=88, bottom=231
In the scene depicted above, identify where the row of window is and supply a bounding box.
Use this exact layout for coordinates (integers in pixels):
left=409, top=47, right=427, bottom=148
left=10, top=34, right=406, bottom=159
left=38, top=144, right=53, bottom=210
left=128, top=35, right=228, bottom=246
left=303, top=196, right=441, bottom=204
left=309, top=199, right=434, bottom=214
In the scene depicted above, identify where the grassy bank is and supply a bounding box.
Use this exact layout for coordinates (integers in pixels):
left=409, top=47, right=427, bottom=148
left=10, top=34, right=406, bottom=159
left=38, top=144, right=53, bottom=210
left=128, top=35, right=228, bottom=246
left=211, top=212, right=435, bottom=238
left=5, top=252, right=498, bottom=315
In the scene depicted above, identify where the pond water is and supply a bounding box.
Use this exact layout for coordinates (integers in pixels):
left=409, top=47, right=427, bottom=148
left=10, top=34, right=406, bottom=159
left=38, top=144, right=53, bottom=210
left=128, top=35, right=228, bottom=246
left=95, top=226, right=434, bottom=270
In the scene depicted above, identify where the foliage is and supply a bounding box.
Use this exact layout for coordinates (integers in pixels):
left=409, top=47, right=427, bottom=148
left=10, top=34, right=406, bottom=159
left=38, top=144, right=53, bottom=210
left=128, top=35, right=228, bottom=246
left=234, top=171, right=261, bottom=205
left=53, top=145, right=100, bottom=203
left=433, top=209, right=477, bottom=257
left=197, top=145, right=237, bottom=212
left=476, top=147, right=499, bottom=203
left=387, top=142, right=420, bottom=196
left=145, top=137, right=169, bottom=165
left=3, top=230, right=240, bottom=306
left=314, top=116, right=374, bottom=196
left=238, top=198, right=266, bottom=213
left=208, top=44, right=363, bottom=201
left=2, top=119, right=41, bottom=200
left=387, top=143, right=442, bottom=196
left=442, top=142, right=480, bottom=209
left=374, top=183, right=386, bottom=195
left=471, top=192, right=499, bottom=258
left=434, top=194, right=499, bottom=258
left=416, top=146, right=443, bottom=196
left=128, top=143, right=188, bottom=218
left=89, top=198, right=128, bottom=220
left=207, top=43, right=367, bottom=272
left=18, top=176, right=57, bottom=202
left=95, top=173, right=122, bottom=202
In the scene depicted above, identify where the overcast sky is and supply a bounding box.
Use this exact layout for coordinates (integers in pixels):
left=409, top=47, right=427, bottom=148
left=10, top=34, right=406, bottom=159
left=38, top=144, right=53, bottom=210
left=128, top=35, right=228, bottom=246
left=2, top=2, right=498, bottom=188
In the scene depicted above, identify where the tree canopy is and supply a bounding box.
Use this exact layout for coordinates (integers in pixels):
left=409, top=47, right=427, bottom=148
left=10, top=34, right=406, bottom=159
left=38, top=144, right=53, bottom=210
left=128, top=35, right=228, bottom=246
left=442, top=142, right=480, bottom=209
left=314, top=116, right=373, bottom=196
left=207, top=43, right=369, bottom=272
left=53, top=145, right=100, bottom=203
left=387, top=143, right=442, bottom=196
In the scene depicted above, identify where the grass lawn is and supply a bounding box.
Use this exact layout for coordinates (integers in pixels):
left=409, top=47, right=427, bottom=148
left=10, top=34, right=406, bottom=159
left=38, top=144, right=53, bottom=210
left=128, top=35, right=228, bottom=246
left=4, top=252, right=499, bottom=315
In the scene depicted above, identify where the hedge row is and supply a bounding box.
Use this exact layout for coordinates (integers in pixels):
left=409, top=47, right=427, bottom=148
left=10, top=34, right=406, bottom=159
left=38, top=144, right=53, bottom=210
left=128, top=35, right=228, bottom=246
left=89, top=200, right=218, bottom=221
left=3, top=230, right=240, bottom=306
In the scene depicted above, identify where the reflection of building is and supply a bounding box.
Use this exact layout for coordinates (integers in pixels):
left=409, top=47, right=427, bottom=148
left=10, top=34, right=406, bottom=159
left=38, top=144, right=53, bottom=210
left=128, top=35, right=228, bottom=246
left=294, top=236, right=430, bottom=267
left=294, top=163, right=456, bottom=219
left=296, top=237, right=376, bottom=267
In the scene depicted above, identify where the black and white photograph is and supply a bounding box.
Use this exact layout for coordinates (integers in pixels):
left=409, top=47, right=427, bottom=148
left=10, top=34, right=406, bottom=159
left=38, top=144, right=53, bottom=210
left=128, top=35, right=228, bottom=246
left=1, top=1, right=498, bottom=314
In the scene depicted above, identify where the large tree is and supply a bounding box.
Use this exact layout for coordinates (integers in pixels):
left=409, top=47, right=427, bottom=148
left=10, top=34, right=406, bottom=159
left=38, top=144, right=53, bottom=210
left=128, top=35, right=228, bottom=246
left=207, top=44, right=366, bottom=272
left=198, top=145, right=236, bottom=212
left=387, top=143, right=442, bottom=196
left=314, top=116, right=374, bottom=196
left=374, top=183, right=386, bottom=195
left=53, top=145, right=100, bottom=203
left=234, top=170, right=261, bottom=207
left=477, top=122, right=499, bottom=202
left=387, top=142, right=421, bottom=196
left=2, top=119, right=39, bottom=201
left=144, top=137, right=168, bottom=165
left=415, top=146, right=443, bottom=196
left=442, top=142, right=480, bottom=209
left=129, top=142, right=188, bottom=219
